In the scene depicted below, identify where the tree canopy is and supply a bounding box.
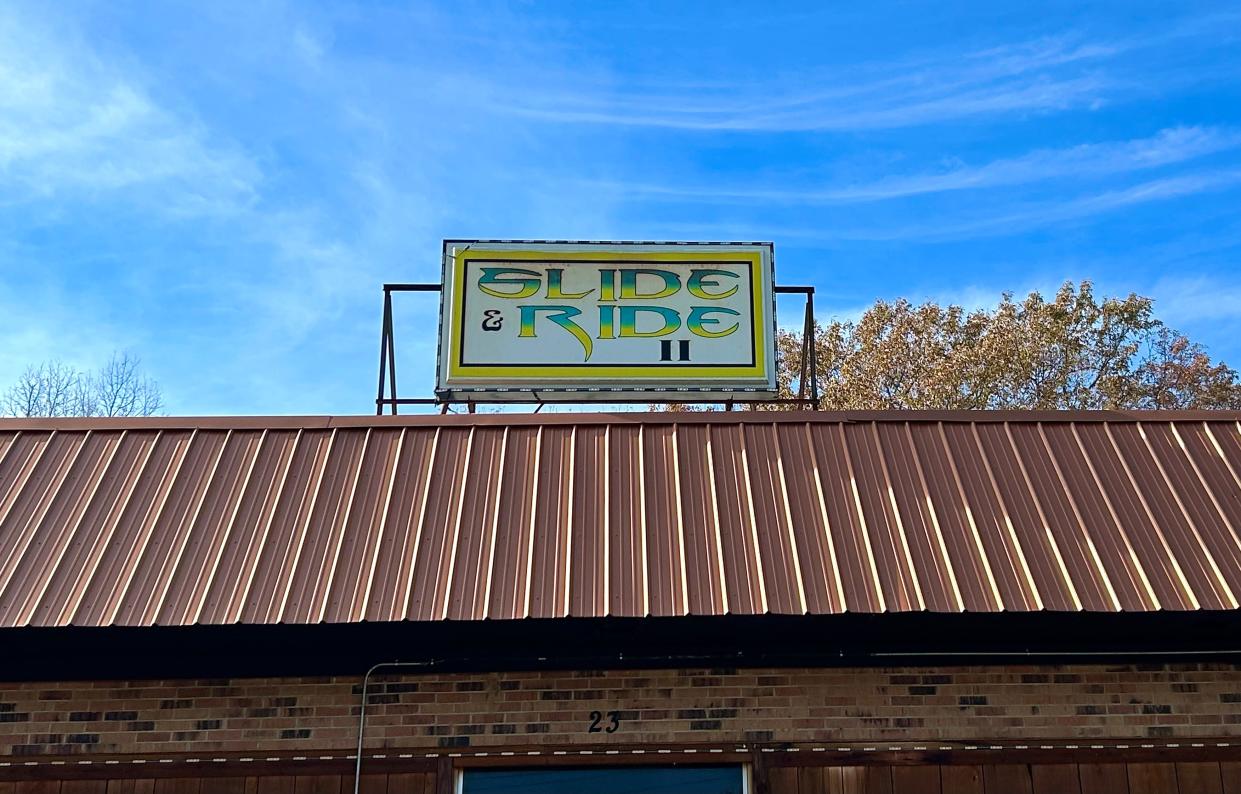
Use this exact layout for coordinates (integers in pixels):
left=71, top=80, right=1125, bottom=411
left=775, top=281, right=1241, bottom=411
left=2, top=352, right=163, bottom=418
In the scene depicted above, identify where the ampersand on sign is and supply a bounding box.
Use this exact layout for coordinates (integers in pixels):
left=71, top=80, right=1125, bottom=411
left=481, top=310, right=503, bottom=331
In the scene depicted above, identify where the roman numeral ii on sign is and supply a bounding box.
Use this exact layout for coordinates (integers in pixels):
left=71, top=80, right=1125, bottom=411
left=660, top=340, right=691, bottom=362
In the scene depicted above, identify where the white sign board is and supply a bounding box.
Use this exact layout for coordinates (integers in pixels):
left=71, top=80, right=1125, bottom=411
left=436, top=241, right=776, bottom=400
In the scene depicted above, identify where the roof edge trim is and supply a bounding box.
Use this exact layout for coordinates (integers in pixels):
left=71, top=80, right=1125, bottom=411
left=1, top=409, right=1239, bottom=431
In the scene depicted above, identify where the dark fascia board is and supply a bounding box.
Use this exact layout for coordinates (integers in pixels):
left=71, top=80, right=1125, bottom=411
left=2, top=611, right=1240, bottom=682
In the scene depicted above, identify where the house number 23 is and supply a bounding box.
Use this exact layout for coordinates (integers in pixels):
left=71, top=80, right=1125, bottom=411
left=588, top=710, right=621, bottom=733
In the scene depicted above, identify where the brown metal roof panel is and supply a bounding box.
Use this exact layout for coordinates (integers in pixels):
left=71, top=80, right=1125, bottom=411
left=774, top=423, right=845, bottom=615
left=708, top=423, right=766, bottom=615
left=0, top=432, right=53, bottom=533
left=971, top=423, right=1081, bottom=612
left=0, top=431, right=16, bottom=468
left=741, top=423, right=805, bottom=615
left=1162, top=424, right=1241, bottom=599
left=0, top=432, right=81, bottom=607
left=154, top=430, right=264, bottom=626
left=485, top=427, right=538, bottom=620
left=0, top=430, right=88, bottom=624
left=41, top=431, right=152, bottom=630
left=1202, top=421, right=1241, bottom=475
left=1001, top=422, right=1100, bottom=611
left=1199, top=423, right=1241, bottom=563
left=444, top=427, right=503, bottom=621
left=641, top=425, right=687, bottom=617
left=70, top=431, right=193, bottom=626
left=606, top=425, right=645, bottom=617
left=0, top=431, right=121, bottom=626
left=529, top=426, right=573, bottom=619
left=1, top=413, right=1238, bottom=631
left=237, top=429, right=332, bottom=624
left=114, top=430, right=230, bottom=626
left=1037, top=423, right=1159, bottom=611
left=362, top=428, right=435, bottom=622
left=1126, top=423, right=1237, bottom=610
left=675, top=423, right=728, bottom=616
left=279, top=428, right=370, bottom=624
left=934, top=421, right=1032, bottom=612
left=939, top=423, right=1041, bottom=612
left=1159, top=431, right=1241, bottom=608
left=0, top=433, right=21, bottom=496
left=1072, top=424, right=1197, bottom=610
left=326, top=427, right=405, bottom=622
left=406, top=427, right=471, bottom=622
left=567, top=425, right=607, bottom=617
left=1087, top=423, right=1190, bottom=610
left=905, top=423, right=1000, bottom=612
left=841, top=423, right=922, bottom=613
left=806, top=424, right=884, bottom=613
left=196, top=429, right=300, bottom=624
left=871, top=423, right=960, bottom=613
left=28, top=431, right=158, bottom=627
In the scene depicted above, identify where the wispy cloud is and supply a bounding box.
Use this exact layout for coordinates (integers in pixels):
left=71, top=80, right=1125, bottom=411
left=493, top=6, right=1241, bottom=135
left=0, top=7, right=259, bottom=215
left=918, top=168, right=1241, bottom=240
left=1152, top=275, right=1241, bottom=325
left=589, top=126, right=1241, bottom=204
left=647, top=168, right=1241, bottom=243
left=494, top=36, right=1118, bottom=132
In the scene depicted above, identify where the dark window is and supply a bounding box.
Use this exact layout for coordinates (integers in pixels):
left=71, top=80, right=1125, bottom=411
left=460, top=765, right=745, bottom=794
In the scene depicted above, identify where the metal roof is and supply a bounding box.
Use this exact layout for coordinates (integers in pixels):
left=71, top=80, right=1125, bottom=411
left=0, top=411, right=1238, bottom=628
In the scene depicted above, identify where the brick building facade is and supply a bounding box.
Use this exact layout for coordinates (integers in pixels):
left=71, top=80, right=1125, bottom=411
left=3, top=664, right=1240, bottom=758
left=2, top=412, right=1240, bottom=793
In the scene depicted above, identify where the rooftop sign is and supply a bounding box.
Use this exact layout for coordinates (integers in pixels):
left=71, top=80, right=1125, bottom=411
left=436, top=240, right=776, bottom=400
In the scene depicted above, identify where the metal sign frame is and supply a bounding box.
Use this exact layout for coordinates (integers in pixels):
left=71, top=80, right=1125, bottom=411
left=436, top=240, right=777, bottom=399
left=375, top=283, right=820, bottom=414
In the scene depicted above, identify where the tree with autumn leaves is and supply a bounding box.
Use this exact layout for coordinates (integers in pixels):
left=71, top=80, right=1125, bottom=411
left=771, top=281, right=1241, bottom=411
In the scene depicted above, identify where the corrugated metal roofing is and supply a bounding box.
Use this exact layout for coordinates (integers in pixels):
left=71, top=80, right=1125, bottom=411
left=0, top=411, right=1238, bottom=628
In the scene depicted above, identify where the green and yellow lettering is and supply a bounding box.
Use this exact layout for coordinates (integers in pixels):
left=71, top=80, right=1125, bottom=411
left=687, top=306, right=740, bottom=338
left=598, top=305, right=616, bottom=339
left=477, top=267, right=541, bottom=299
left=619, top=269, right=680, bottom=300
left=619, top=306, right=681, bottom=338
left=547, top=268, right=592, bottom=299
left=687, top=269, right=740, bottom=300
left=519, top=305, right=593, bottom=360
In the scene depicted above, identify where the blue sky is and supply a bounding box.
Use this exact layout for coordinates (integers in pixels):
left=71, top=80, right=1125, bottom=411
left=1, top=1, right=1239, bottom=415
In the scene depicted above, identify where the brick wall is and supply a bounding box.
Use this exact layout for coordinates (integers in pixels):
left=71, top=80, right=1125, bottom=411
left=1, top=663, right=1238, bottom=757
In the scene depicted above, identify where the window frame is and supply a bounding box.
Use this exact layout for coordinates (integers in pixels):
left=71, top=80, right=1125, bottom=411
left=454, top=761, right=752, bottom=794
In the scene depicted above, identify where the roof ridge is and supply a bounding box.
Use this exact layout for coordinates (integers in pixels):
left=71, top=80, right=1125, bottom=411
left=0, top=409, right=1239, bottom=431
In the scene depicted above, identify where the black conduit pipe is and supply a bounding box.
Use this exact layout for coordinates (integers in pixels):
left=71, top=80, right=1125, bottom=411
left=354, top=660, right=441, bottom=794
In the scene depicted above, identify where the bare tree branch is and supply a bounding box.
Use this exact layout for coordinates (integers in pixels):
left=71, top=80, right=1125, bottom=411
left=1, top=365, right=47, bottom=417
left=1, top=352, right=164, bottom=417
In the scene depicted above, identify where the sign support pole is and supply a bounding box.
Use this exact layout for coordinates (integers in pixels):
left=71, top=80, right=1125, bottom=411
left=376, top=281, right=821, bottom=414
left=375, top=288, right=392, bottom=416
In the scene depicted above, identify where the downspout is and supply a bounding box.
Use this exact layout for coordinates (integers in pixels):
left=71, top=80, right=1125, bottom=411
left=354, top=660, right=441, bottom=794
